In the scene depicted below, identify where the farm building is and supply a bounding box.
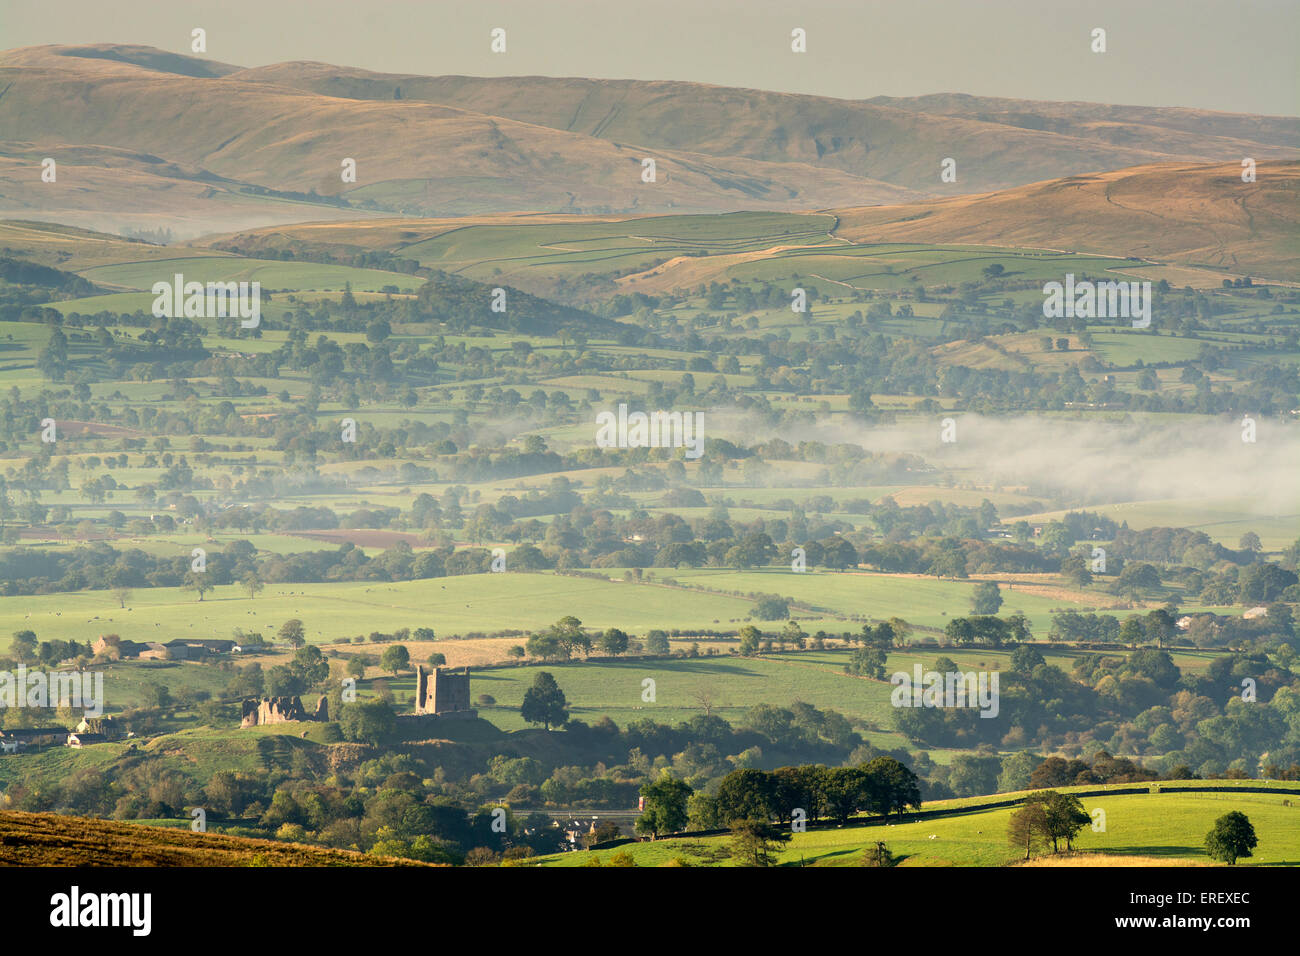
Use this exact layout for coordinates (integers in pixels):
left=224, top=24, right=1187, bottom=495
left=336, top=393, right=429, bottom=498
left=75, top=716, right=119, bottom=739
left=0, top=727, right=70, bottom=752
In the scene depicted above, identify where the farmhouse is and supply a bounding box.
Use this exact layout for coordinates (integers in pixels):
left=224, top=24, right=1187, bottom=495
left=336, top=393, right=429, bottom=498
left=66, top=732, right=107, bottom=747
left=75, top=716, right=119, bottom=739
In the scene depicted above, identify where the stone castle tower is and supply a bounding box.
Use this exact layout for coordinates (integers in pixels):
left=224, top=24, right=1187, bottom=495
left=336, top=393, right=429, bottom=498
left=414, top=665, right=472, bottom=715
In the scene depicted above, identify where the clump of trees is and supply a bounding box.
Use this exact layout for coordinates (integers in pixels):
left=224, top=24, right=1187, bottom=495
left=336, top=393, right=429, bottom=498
left=1007, top=790, right=1090, bottom=858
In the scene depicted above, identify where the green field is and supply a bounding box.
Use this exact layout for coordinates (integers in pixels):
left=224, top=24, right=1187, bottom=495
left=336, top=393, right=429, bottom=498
left=534, top=787, right=1300, bottom=866
left=658, top=567, right=1114, bottom=636
left=0, top=571, right=765, bottom=645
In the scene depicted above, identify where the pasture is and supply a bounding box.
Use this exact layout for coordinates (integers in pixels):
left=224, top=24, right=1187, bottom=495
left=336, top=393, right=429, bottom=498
left=535, top=788, right=1300, bottom=866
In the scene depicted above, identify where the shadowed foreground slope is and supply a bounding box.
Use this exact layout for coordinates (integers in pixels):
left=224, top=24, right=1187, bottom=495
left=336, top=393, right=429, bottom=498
left=0, top=811, right=427, bottom=866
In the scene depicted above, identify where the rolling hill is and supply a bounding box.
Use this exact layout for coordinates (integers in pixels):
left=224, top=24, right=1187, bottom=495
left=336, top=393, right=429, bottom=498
left=2, top=43, right=1295, bottom=239
left=831, top=160, right=1300, bottom=281
left=194, top=161, right=1300, bottom=295
left=228, top=63, right=1300, bottom=193
left=0, top=45, right=912, bottom=235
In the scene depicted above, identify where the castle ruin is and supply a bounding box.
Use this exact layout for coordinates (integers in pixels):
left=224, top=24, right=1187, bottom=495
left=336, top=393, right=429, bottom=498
left=414, top=665, right=473, bottom=716
left=241, top=695, right=328, bottom=728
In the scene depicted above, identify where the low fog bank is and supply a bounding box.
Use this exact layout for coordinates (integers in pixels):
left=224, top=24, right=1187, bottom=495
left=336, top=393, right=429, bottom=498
left=699, top=410, right=1300, bottom=514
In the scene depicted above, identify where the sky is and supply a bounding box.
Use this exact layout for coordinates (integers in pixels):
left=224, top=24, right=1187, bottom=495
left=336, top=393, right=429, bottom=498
left=1, top=0, right=1297, bottom=115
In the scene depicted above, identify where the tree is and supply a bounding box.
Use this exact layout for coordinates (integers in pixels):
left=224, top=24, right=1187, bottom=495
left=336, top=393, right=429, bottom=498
left=37, top=328, right=69, bottom=380
left=380, top=644, right=410, bottom=676
left=112, top=587, right=133, bottom=609
left=823, top=767, right=868, bottom=824
left=715, top=768, right=780, bottom=825
left=1025, top=790, right=1090, bottom=852
left=845, top=646, right=887, bottom=679
left=1007, top=801, right=1051, bottom=859
left=645, top=630, right=670, bottom=655
left=997, top=752, right=1042, bottom=792
left=861, top=841, right=895, bottom=867
left=525, top=631, right=565, bottom=661
left=971, top=581, right=1003, bottom=615
left=140, top=681, right=172, bottom=709
left=944, top=617, right=976, bottom=645
left=886, top=617, right=912, bottom=645
left=1119, top=614, right=1146, bottom=645
left=820, top=537, right=859, bottom=570
left=1061, top=554, right=1093, bottom=587
left=691, top=683, right=718, bottom=717
left=779, top=620, right=807, bottom=650
left=291, top=644, right=329, bottom=686
left=427, top=652, right=446, bottom=667
left=1204, top=811, right=1257, bottom=865
left=864, top=621, right=895, bottom=650
left=1238, top=532, right=1262, bottom=553
left=730, top=819, right=791, bottom=866
left=738, top=625, right=761, bottom=656
left=547, top=615, right=590, bottom=657
left=338, top=698, right=396, bottom=745
left=242, top=573, right=264, bottom=600
left=754, top=596, right=789, bottom=620
left=520, top=672, right=568, bottom=730
left=11, top=629, right=38, bottom=664
left=1144, top=607, right=1177, bottom=649
left=862, top=756, right=922, bottom=818
left=278, top=619, right=306, bottom=648
left=636, top=773, right=693, bottom=839
left=1238, top=563, right=1298, bottom=603
left=183, top=571, right=213, bottom=602
left=598, top=628, right=629, bottom=656
left=1118, top=562, right=1161, bottom=598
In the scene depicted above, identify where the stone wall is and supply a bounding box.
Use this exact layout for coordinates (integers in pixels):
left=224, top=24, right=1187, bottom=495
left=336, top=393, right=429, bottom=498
left=240, top=695, right=327, bottom=728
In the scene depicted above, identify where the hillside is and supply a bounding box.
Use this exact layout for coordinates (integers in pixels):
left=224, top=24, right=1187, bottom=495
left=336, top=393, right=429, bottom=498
left=193, top=161, right=1300, bottom=294
left=832, top=161, right=1300, bottom=281
left=226, top=63, right=1299, bottom=193
left=3, top=43, right=1296, bottom=240
left=0, top=45, right=913, bottom=236
left=0, top=810, right=426, bottom=866
left=867, top=92, right=1300, bottom=152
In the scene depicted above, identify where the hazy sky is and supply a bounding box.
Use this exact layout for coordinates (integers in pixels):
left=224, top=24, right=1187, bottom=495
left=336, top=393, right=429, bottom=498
left=3, top=0, right=1297, bottom=115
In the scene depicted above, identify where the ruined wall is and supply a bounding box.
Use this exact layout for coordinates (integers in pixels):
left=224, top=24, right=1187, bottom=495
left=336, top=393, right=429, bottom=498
left=240, top=695, right=327, bottom=728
